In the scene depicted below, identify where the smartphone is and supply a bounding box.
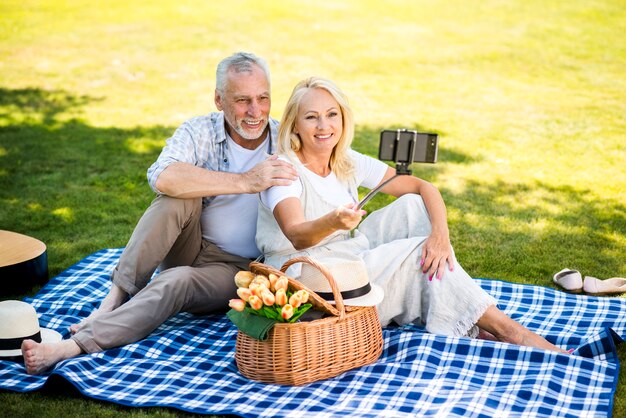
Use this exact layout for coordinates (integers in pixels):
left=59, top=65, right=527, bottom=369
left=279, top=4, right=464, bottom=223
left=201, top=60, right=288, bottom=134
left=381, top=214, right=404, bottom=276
left=378, top=130, right=438, bottom=164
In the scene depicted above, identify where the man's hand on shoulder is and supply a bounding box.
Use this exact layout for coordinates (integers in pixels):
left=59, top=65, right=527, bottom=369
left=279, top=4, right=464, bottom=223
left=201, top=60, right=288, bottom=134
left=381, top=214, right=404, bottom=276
left=242, top=155, right=298, bottom=193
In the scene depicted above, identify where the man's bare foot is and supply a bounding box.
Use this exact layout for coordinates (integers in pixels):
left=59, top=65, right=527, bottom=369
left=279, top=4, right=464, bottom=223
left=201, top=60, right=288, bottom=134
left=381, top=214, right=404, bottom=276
left=22, top=339, right=82, bottom=375
left=70, top=284, right=128, bottom=334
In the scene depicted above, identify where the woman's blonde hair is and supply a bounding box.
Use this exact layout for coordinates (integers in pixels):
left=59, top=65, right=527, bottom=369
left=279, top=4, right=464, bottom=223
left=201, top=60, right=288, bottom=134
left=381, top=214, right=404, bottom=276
left=278, top=77, right=355, bottom=183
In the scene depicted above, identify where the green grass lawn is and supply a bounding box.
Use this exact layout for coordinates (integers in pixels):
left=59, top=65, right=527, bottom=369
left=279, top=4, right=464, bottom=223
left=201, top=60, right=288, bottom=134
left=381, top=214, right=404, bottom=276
left=1, top=0, right=625, bottom=416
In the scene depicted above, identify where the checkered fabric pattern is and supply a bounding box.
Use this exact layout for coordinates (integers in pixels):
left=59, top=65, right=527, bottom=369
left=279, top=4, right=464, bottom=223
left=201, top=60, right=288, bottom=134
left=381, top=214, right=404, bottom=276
left=1, top=249, right=623, bottom=417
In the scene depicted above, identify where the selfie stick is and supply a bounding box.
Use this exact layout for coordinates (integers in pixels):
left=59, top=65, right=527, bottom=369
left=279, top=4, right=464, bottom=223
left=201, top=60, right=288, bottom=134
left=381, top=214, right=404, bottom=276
left=355, top=130, right=415, bottom=210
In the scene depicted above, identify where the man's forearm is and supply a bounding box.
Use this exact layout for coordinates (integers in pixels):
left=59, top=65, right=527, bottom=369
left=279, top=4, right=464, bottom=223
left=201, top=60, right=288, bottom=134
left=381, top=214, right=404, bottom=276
left=155, top=162, right=250, bottom=198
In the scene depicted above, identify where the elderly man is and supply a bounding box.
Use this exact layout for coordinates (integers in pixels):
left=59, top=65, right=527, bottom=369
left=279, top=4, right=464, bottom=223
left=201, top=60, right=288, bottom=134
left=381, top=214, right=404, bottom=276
left=22, top=52, right=297, bottom=374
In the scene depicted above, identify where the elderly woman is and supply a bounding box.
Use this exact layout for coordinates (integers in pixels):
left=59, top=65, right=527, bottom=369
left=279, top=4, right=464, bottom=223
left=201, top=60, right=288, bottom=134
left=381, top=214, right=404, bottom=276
left=256, top=77, right=567, bottom=353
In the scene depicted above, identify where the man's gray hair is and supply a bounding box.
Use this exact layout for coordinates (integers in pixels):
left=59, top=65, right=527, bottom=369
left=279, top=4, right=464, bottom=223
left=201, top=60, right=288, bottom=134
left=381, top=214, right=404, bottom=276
left=215, top=52, right=270, bottom=95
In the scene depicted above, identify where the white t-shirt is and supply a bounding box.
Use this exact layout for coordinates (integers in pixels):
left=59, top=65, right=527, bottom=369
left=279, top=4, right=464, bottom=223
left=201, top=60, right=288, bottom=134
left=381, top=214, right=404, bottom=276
left=201, top=135, right=270, bottom=258
left=261, top=150, right=388, bottom=212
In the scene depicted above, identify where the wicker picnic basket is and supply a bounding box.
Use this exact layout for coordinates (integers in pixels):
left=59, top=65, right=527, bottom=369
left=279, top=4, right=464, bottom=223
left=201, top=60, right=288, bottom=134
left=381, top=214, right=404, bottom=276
left=234, top=256, right=384, bottom=386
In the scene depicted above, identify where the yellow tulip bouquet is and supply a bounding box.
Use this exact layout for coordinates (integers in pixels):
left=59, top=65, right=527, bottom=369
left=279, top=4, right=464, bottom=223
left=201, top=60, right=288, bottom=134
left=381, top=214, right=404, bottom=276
left=228, top=271, right=312, bottom=323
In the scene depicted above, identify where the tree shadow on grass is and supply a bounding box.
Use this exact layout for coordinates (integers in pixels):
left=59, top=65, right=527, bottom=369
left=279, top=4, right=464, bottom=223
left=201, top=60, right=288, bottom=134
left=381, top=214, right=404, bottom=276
left=444, top=179, right=626, bottom=284
left=0, top=87, right=173, bottom=278
left=0, top=87, right=98, bottom=126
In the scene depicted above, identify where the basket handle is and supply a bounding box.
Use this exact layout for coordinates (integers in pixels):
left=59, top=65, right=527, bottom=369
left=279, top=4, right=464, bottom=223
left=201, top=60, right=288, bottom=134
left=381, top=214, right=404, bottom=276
left=281, top=256, right=346, bottom=321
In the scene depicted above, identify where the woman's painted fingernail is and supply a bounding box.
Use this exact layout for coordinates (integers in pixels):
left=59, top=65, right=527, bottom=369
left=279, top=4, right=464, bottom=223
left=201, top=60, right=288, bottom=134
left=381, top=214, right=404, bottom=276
left=429, top=274, right=433, bottom=281
left=420, top=259, right=424, bottom=266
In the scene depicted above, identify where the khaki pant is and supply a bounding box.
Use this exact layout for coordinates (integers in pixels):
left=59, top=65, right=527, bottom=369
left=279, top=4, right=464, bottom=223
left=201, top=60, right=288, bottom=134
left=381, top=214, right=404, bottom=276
left=72, top=195, right=251, bottom=353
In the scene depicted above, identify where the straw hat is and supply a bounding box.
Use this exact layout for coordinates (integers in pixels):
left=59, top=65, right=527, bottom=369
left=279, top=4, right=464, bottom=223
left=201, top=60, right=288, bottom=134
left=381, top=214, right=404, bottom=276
left=0, top=300, right=62, bottom=358
left=299, top=254, right=384, bottom=306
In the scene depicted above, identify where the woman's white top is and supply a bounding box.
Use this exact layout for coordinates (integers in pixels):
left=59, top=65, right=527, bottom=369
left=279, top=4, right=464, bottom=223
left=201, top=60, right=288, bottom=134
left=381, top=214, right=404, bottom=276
left=260, top=150, right=388, bottom=212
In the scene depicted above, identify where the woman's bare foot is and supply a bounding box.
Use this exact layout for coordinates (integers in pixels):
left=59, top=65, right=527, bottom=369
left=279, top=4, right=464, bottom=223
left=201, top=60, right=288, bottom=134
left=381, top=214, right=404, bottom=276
left=21, top=339, right=82, bottom=375
left=513, top=327, right=569, bottom=354
left=477, top=328, right=498, bottom=341
left=70, top=284, right=128, bottom=334
left=477, top=305, right=569, bottom=354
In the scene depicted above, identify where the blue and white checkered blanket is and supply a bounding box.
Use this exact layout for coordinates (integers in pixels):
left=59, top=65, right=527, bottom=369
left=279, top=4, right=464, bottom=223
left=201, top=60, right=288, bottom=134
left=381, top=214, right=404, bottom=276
left=1, top=248, right=624, bottom=417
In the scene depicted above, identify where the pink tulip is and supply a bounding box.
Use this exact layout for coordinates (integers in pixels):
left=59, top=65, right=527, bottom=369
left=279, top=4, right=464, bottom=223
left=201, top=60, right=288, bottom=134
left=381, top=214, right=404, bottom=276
left=248, top=295, right=263, bottom=310
left=289, top=293, right=302, bottom=309
left=236, top=287, right=252, bottom=302
left=234, top=271, right=255, bottom=288
left=274, top=277, right=288, bottom=292
left=261, top=289, right=276, bottom=306
left=228, top=299, right=246, bottom=312
left=275, top=288, right=288, bottom=306
left=281, top=304, right=294, bottom=320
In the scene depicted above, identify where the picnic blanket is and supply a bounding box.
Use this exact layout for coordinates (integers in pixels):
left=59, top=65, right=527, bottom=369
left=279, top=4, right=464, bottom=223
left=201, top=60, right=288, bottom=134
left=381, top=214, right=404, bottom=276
left=1, top=248, right=624, bottom=417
